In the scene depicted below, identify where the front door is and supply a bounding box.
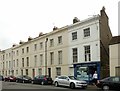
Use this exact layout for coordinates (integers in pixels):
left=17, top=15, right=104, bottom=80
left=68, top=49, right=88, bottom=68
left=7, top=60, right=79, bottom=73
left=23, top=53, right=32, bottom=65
left=48, top=68, right=51, bottom=77
left=32, top=69, right=35, bottom=78
left=21, top=70, right=23, bottom=76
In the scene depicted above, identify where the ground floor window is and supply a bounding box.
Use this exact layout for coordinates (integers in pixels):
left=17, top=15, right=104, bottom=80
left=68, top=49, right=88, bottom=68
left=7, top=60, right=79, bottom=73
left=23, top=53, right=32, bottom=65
left=26, top=69, right=28, bottom=75
left=21, top=70, right=23, bottom=76
left=9, top=70, right=10, bottom=75
left=56, top=67, right=61, bottom=76
left=74, top=62, right=100, bottom=83
left=5, top=71, right=7, bottom=76
left=76, top=66, right=89, bottom=81
left=16, top=70, right=18, bottom=75
left=32, top=69, right=35, bottom=78
left=38, top=68, right=42, bottom=75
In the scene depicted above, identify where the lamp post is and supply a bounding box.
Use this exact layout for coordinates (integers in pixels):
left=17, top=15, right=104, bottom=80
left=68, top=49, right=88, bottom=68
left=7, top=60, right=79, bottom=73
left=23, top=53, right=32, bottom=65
left=45, top=38, right=48, bottom=76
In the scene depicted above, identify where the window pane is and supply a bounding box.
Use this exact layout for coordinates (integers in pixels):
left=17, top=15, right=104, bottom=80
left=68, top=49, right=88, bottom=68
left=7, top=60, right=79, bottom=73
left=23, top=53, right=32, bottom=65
left=40, top=42, right=43, bottom=49
left=50, top=52, right=54, bottom=65
left=72, top=32, right=77, bottom=40
left=84, top=45, right=91, bottom=61
left=72, top=48, right=78, bottom=63
left=27, top=57, right=29, bottom=67
left=34, top=55, right=37, bottom=66
left=56, top=67, right=61, bottom=76
left=50, top=39, right=54, bottom=47
left=58, top=51, right=62, bottom=64
left=34, top=44, right=37, bottom=51
left=84, top=28, right=90, bottom=37
left=58, top=36, right=62, bottom=44
left=40, top=54, right=43, bottom=66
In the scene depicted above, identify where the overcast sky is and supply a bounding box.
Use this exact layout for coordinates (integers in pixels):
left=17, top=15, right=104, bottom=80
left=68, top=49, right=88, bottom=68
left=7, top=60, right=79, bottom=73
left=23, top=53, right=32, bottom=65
left=0, top=0, right=119, bottom=50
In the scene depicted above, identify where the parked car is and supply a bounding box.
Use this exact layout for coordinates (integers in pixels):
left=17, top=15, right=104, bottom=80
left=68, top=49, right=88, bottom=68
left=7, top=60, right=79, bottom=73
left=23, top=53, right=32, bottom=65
left=53, top=75, right=87, bottom=89
left=96, top=76, right=120, bottom=90
left=4, top=75, right=16, bottom=82
left=32, top=75, right=53, bottom=85
left=0, top=75, right=4, bottom=81
left=16, top=75, right=32, bottom=83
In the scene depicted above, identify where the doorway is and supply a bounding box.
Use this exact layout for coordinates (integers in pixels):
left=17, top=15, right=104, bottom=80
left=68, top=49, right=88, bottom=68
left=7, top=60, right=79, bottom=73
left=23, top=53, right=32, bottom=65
left=32, top=69, right=35, bottom=78
left=48, top=68, right=51, bottom=77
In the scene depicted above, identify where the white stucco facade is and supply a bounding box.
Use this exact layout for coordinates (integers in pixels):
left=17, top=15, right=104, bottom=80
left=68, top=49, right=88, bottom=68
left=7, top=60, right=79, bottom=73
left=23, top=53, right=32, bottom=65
left=0, top=8, right=112, bottom=81
left=68, top=17, right=101, bottom=75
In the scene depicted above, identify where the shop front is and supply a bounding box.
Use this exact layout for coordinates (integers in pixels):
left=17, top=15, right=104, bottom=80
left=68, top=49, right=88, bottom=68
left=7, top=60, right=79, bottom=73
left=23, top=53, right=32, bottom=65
left=74, top=61, right=100, bottom=83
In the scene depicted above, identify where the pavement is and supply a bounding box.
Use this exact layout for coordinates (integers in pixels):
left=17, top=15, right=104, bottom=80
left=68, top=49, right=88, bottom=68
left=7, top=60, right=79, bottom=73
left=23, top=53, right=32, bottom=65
left=87, top=85, right=99, bottom=89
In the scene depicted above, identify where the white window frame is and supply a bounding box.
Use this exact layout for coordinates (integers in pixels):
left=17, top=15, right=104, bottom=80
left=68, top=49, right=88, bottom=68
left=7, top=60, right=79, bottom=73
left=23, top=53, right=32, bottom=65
left=56, top=67, right=61, bottom=76
left=72, top=48, right=78, bottom=63
left=50, top=39, right=54, bottom=47
left=58, top=36, right=62, bottom=44
left=58, top=51, right=62, bottom=64
left=34, top=55, right=37, bottom=66
left=84, top=28, right=90, bottom=37
left=40, top=54, right=43, bottom=66
left=84, top=45, right=91, bottom=61
left=72, top=32, right=77, bottom=40
left=50, top=52, right=54, bottom=65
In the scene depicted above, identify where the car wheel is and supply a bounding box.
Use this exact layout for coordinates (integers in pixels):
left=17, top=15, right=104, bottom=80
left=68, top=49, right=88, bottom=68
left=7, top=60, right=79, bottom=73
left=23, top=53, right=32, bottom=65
left=70, top=83, right=75, bottom=89
left=54, top=82, right=59, bottom=87
left=102, top=85, right=109, bottom=90
left=16, top=80, right=18, bottom=83
left=41, top=81, right=44, bottom=85
left=32, top=81, right=34, bottom=84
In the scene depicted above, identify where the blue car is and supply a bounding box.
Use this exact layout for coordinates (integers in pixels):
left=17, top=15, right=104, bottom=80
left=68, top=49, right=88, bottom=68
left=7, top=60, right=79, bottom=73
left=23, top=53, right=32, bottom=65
left=32, top=75, right=53, bottom=85
left=16, top=75, right=32, bottom=83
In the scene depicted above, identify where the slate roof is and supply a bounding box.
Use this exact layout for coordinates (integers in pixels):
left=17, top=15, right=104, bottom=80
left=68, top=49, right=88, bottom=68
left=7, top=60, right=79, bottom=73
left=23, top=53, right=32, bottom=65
left=109, top=36, right=120, bottom=45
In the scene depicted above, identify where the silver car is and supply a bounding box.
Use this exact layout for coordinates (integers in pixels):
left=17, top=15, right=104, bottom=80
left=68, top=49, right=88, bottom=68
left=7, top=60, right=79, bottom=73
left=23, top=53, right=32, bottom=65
left=54, top=75, right=87, bottom=89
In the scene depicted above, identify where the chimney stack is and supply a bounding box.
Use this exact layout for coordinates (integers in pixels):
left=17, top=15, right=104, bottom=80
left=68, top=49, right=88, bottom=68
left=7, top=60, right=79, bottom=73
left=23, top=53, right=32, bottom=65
left=53, top=26, right=58, bottom=31
left=12, top=44, right=17, bottom=47
left=39, top=32, right=43, bottom=37
left=19, top=40, right=25, bottom=44
left=28, top=36, right=33, bottom=41
left=73, top=17, right=80, bottom=24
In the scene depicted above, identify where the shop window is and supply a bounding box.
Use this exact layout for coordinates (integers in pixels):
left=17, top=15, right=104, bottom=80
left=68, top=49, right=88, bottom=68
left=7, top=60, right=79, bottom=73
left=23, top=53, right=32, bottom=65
left=76, top=67, right=88, bottom=81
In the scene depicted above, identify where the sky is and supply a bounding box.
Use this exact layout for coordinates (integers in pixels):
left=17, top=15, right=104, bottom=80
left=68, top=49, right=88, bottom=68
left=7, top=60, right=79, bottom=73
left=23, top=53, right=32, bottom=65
left=0, top=0, right=119, bottom=50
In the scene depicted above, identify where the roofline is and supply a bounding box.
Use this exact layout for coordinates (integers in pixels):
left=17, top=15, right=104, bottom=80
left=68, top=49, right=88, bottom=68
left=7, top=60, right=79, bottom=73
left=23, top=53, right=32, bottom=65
left=5, top=15, right=100, bottom=50
left=68, top=15, right=100, bottom=29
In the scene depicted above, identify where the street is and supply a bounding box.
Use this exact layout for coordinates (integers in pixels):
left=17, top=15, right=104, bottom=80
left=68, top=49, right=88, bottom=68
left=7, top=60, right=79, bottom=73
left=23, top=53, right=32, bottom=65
left=0, top=81, right=101, bottom=91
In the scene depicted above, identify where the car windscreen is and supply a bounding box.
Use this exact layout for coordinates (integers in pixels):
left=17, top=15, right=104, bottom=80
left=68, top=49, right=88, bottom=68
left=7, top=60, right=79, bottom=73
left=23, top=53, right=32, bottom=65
left=23, top=76, right=31, bottom=79
left=68, top=76, right=78, bottom=80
